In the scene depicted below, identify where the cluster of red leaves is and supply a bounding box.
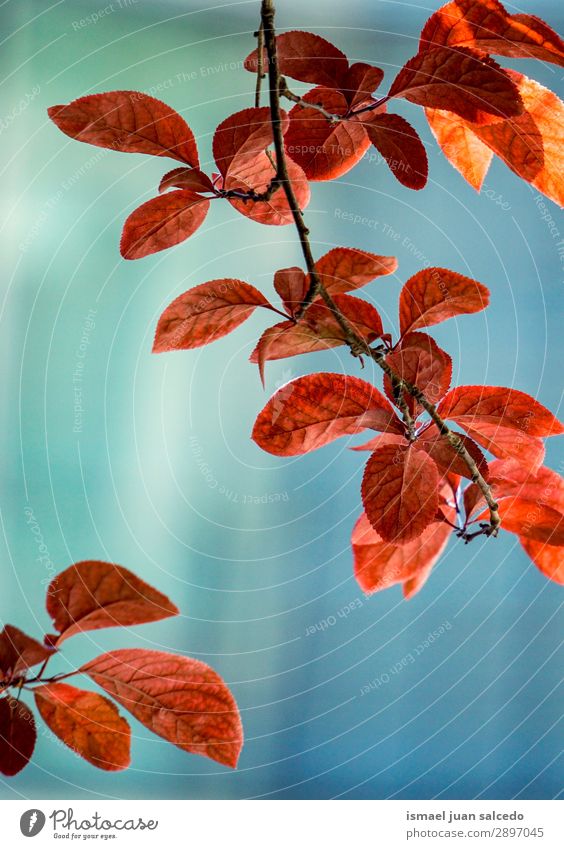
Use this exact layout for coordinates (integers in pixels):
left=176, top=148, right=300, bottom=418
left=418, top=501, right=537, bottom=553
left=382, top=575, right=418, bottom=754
left=48, top=97, right=310, bottom=259
left=0, top=562, right=242, bottom=776
left=156, top=252, right=564, bottom=596
left=243, top=0, right=564, bottom=203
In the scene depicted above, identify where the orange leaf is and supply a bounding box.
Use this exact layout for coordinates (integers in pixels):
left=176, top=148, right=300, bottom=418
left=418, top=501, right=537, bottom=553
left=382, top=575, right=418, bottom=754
left=227, top=150, right=310, bottom=225
left=252, top=373, right=403, bottom=457
left=419, top=424, right=489, bottom=480
left=244, top=31, right=349, bottom=88
left=420, top=0, right=564, bottom=68
left=35, top=683, right=131, bottom=771
left=314, top=246, right=398, bottom=295
left=520, top=538, right=564, bottom=585
left=438, top=386, right=564, bottom=437
left=425, top=107, right=493, bottom=191
left=159, top=167, right=214, bottom=194
left=389, top=47, right=522, bottom=124
left=48, top=91, right=199, bottom=165
left=384, top=332, right=452, bottom=416
left=0, top=697, right=36, bottom=776
left=459, top=420, right=545, bottom=472
left=352, top=511, right=451, bottom=596
left=284, top=87, right=370, bottom=180
left=82, top=649, right=243, bottom=768
left=361, top=444, right=440, bottom=543
left=154, top=279, right=273, bottom=353
left=363, top=113, right=428, bottom=189
left=471, top=71, right=564, bottom=208
left=0, top=626, right=53, bottom=683
left=120, top=191, right=209, bottom=259
left=399, top=267, right=490, bottom=336
left=46, top=561, right=179, bottom=645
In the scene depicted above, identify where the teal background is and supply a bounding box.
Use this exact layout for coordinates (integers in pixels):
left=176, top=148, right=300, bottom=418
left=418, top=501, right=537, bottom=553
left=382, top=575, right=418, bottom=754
left=0, top=0, right=562, bottom=799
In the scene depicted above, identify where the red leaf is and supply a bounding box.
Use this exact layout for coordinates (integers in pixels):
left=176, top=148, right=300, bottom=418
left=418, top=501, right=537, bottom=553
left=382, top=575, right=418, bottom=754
left=159, top=167, right=214, bottom=194
left=343, top=63, right=384, bottom=110
left=120, top=191, right=209, bottom=260
left=389, top=47, right=522, bottom=124
left=352, top=511, right=451, bottom=596
left=314, top=246, right=398, bottom=295
left=351, top=433, right=407, bottom=453
left=363, top=113, right=428, bottom=189
left=460, top=421, right=545, bottom=472
left=273, top=267, right=308, bottom=316
left=420, top=0, right=564, bottom=68
left=361, top=444, right=440, bottom=543
left=82, top=649, right=243, bottom=768
left=0, top=626, right=54, bottom=683
left=384, top=332, right=452, bottom=417
left=250, top=294, right=384, bottom=379
left=252, top=373, right=403, bottom=457
left=35, top=683, right=131, bottom=771
left=154, top=279, right=272, bottom=353
left=284, top=87, right=370, bottom=180
left=419, top=424, right=489, bottom=480
left=438, top=386, right=564, bottom=437
left=46, top=561, right=179, bottom=645
left=399, top=267, right=490, bottom=336
left=0, top=697, right=36, bottom=776
left=213, top=107, right=280, bottom=185
left=469, top=72, right=564, bottom=208
left=244, top=31, right=349, bottom=88
left=48, top=91, right=199, bottom=165
left=227, top=150, right=310, bottom=226
left=425, top=107, right=493, bottom=191
left=520, top=539, right=564, bottom=585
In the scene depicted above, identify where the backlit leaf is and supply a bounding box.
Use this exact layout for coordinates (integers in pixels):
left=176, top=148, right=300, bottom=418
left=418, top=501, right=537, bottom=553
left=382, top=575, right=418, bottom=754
left=363, top=113, right=428, bottom=189
left=46, top=561, right=179, bottom=645
left=384, top=332, right=452, bottom=416
left=314, top=247, right=398, bottom=295
left=425, top=107, right=493, bottom=191
left=399, top=267, right=490, bottom=336
left=0, top=626, right=53, bottom=683
left=389, top=47, right=522, bottom=124
left=120, top=191, right=209, bottom=259
left=273, top=267, right=308, bottom=316
left=438, top=386, right=564, bottom=437
left=35, top=683, right=131, bottom=771
left=419, top=424, right=489, bottom=479
left=159, top=167, right=214, bottom=194
left=343, top=63, right=385, bottom=110
left=227, top=150, right=310, bottom=225
left=83, top=649, right=243, bottom=768
left=48, top=91, right=199, bottom=165
left=520, top=538, right=564, bottom=584
left=361, top=444, right=440, bottom=543
left=244, top=31, right=349, bottom=88
left=460, top=421, right=545, bottom=472
left=252, top=373, right=402, bottom=456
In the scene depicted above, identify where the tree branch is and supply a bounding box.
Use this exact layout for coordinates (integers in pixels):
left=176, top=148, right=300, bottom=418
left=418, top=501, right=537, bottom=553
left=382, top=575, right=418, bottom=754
left=258, top=0, right=500, bottom=539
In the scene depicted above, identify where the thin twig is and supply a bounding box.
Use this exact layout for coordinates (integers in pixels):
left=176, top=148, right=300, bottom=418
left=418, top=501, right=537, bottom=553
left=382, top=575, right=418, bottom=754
left=258, top=0, right=501, bottom=539
left=281, top=80, right=340, bottom=121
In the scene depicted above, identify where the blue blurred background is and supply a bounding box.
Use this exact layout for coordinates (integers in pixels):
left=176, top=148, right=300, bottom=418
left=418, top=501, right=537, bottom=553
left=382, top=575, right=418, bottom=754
left=0, top=0, right=562, bottom=800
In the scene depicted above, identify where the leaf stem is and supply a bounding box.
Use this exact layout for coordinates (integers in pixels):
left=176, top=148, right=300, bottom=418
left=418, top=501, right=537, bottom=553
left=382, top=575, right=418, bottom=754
left=258, top=0, right=500, bottom=540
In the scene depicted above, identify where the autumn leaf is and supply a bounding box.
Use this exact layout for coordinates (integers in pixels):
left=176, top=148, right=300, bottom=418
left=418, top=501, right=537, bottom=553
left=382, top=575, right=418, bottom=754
left=213, top=107, right=280, bottom=184
left=48, top=91, right=199, bottom=166
left=460, top=421, right=545, bottom=472
left=389, top=47, right=522, bottom=124
left=0, top=698, right=36, bottom=776
left=384, top=332, right=452, bottom=416
left=252, top=373, right=403, bottom=456
left=438, top=386, right=564, bottom=437
left=46, top=561, right=179, bottom=645
left=343, top=63, right=384, bottom=110
left=399, top=267, right=490, bottom=336
left=420, top=0, right=564, bottom=68
left=520, top=539, right=564, bottom=585
left=159, top=167, right=215, bottom=194
left=273, top=267, right=309, bottom=316
left=154, top=279, right=274, bottom=353
left=425, top=107, right=493, bottom=191
left=314, top=247, right=398, bottom=295
left=419, top=424, right=489, bottom=480
left=0, top=626, right=54, bottom=683
left=227, top=149, right=310, bottom=225
left=35, top=683, right=131, bottom=771
left=284, top=87, right=370, bottom=180
left=361, top=444, right=440, bottom=543
left=362, top=113, right=428, bottom=189
left=120, top=191, right=210, bottom=260
left=352, top=510, right=452, bottom=596
left=82, top=649, right=243, bottom=768
left=244, top=30, right=349, bottom=88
